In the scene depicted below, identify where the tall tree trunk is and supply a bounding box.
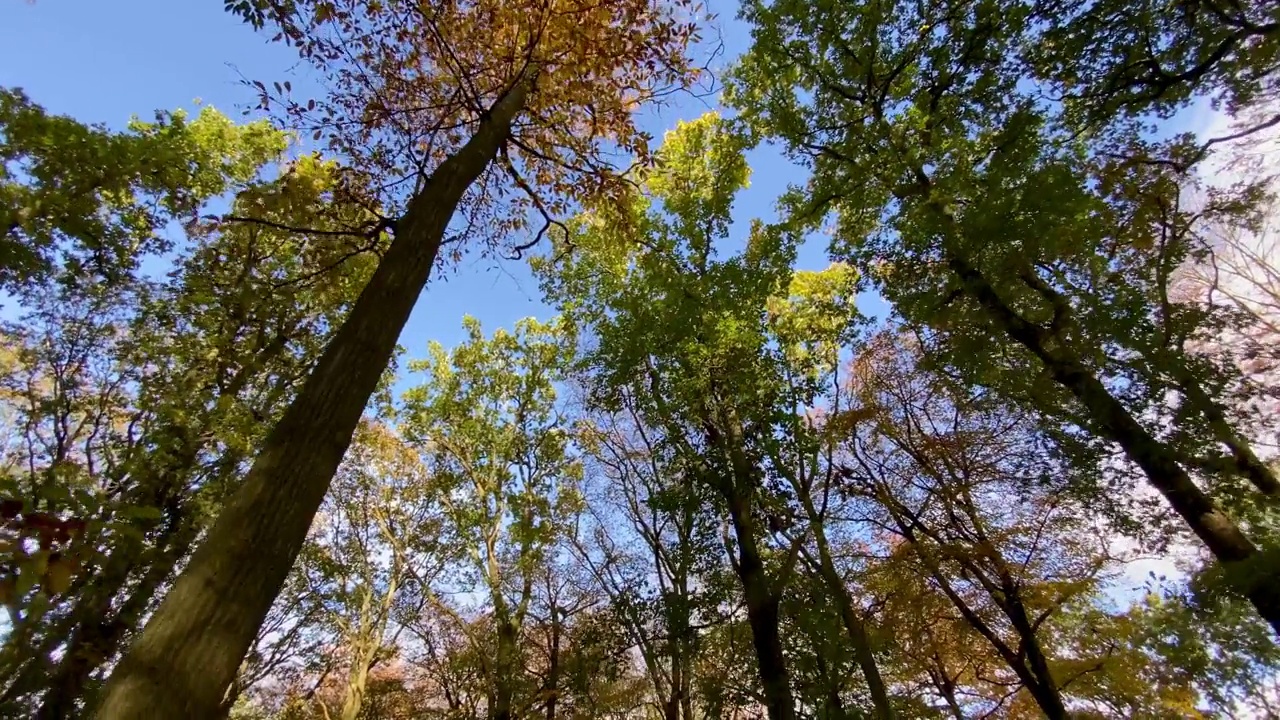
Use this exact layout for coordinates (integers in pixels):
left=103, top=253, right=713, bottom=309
left=493, top=617, right=518, bottom=720
left=1000, top=588, right=1066, bottom=719
left=889, top=512, right=1069, bottom=720
left=661, top=675, right=680, bottom=720
left=341, top=572, right=400, bottom=720
left=726, top=492, right=796, bottom=720
left=92, top=80, right=533, bottom=720
left=5, top=421, right=208, bottom=712
left=927, top=653, right=965, bottom=720
left=339, top=658, right=369, bottom=720
left=544, top=610, right=560, bottom=720
left=804, top=504, right=893, bottom=719
left=662, top=697, right=680, bottom=720
left=943, top=248, right=1280, bottom=633
left=703, top=406, right=798, bottom=720
left=667, top=643, right=689, bottom=720
left=37, top=338, right=286, bottom=717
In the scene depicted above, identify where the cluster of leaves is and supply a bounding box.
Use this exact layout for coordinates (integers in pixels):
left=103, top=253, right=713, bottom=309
left=0, top=90, right=379, bottom=717
left=0, top=499, right=86, bottom=604
left=0, top=88, right=285, bottom=291
left=239, top=0, right=703, bottom=258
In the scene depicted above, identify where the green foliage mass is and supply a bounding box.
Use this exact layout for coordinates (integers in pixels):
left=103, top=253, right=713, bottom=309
left=5, top=0, right=1280, bottom=717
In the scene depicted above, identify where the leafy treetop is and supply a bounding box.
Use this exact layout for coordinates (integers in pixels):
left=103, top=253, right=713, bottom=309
left=240, top=0, right=703, bottom=255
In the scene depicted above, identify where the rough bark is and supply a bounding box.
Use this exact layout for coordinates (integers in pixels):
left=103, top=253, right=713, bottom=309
left=91, top=80, right=533, bottom=720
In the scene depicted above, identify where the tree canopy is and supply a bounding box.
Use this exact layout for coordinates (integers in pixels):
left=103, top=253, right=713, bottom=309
left=2, top=0, right=1279, bottom=718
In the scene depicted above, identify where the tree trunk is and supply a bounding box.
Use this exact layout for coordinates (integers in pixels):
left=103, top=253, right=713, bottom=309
left=666, top=651, right=689, bottom=720
left=806, top=510, right=893, bottom=719
left=493, top=618, right=518, bottom=720
left=35, top=331, right=287, bottom=716
left=1000, top=588, right=1067, bottom=719
left=39, top=515, right=200, bottom=719
left=339, top=659, right=369, bottom=720
left=891, top=513, right=1068, bottom=720
left=943, top=249, right=1280, bottom=634
left=702, top=406, right=797, bottom=720
left=927, top=654, right=964, bottom=720
left=1177, top=371, right=1280, bottom=496
left=12, top=416, right=220, bottom=714
left=544, top=608, right=560, bottom=720
left=726, top=493, right=796, bottom=720
left=662, top=697, right=680, bottom=720
left=91, top=80, right=533, bottom=720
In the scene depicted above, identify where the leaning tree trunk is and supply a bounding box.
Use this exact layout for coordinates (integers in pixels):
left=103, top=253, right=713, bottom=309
left=999, top=579, right=1067, bottom=719
left=92, top=80, right=533, bottom=720
left=898, top=522, right=1068, bottom=720
left=943, top=248, right=1280, bottom=634
left=1176, top=371, right=1280, bottom=496
left=808, top=519, right=894, bottom=719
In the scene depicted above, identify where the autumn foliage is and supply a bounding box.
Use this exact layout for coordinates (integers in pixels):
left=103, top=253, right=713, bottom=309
left=249, top=0, right=701, bottom=252
left=4, top=0, right=1280, bottom=718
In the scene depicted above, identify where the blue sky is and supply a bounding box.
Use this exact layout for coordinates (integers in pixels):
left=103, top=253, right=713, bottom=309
left=0, top=0, right=841, bottom=368
left=1, top=0, right=1247, bottom=611
left=0, top=0, right=1218, bottom=368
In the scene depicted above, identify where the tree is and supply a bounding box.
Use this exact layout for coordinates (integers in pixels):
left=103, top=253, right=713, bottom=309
left=0, top=88, right=284, bottom=292
left=296, top=418, right=445, bottom=720
left=839, top=333, right=1110, bottom=717
left=540, top=112, right=800, bottom=720
left=399, top=316, right=582, bottom=720
left=1185, top=200, right=1280, bottom=467
left=94, top=1, right=699, bottom=716
left=1026, top=0, right=1280, bottom=141
left=765, top=263, right=897, bottom=718
left=539, top=112, right=896, bottom=720
left=730, top=0, right=1280, bottom=632
left=11, top=0, right=1280, bottom=712
left=222, top=561, right=330, bottom=718
left=574, top=389, right=728, bottom=720
left=0, top=99, right=372, bottom=717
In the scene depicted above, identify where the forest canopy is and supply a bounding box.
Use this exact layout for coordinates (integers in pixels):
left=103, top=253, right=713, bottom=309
left=1, top=0, right=1279, bottom=718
